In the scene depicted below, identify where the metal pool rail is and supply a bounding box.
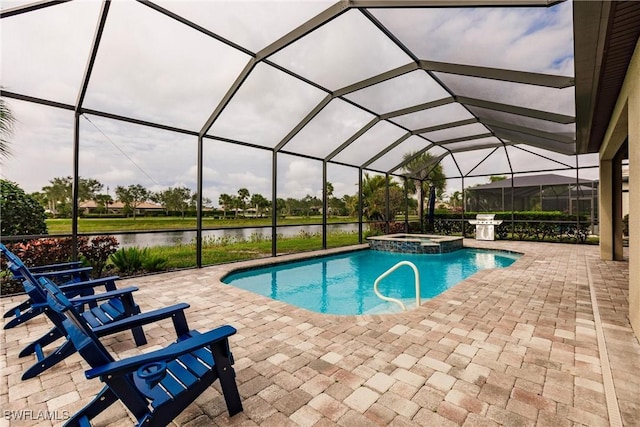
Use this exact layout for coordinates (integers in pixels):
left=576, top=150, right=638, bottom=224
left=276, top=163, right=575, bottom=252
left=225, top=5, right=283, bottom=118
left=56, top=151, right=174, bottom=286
left=373, top=261, right=421, bottom=312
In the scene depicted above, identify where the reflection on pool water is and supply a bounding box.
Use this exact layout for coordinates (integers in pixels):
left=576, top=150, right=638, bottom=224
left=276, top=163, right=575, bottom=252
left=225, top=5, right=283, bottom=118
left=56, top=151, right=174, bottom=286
left=222, top=249, right=520, bottom=315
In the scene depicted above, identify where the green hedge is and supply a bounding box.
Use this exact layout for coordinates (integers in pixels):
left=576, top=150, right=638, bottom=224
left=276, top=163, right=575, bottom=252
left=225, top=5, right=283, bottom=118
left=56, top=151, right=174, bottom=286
left=80, top=210, right=228, bottom=219
left=1, top=179, right=48, bottom=236
left=430, top=211, right=591, bottom=243
left=81, top=213, right=127, bottom=219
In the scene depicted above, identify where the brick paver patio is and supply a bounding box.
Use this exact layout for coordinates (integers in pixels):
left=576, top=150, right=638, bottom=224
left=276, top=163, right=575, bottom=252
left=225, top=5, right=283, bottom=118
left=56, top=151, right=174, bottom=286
left=1, top=240, right=638, bottom=426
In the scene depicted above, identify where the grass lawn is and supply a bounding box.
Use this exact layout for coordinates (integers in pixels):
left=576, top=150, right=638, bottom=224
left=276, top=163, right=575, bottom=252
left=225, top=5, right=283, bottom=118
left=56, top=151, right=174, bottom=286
left=150, top=231, right=363, bottom=269
left=1, top=231, right=363, bottom=295
left=46, top=216, right=359, bottom=234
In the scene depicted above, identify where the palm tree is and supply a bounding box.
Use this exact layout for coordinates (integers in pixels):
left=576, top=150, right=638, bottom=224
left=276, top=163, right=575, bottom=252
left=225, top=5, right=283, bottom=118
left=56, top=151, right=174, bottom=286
left=237, top=188, right=250, bottom=215
left=362, top=173, right=399, bottom=220
left=325, top=181, right=334, bottom=217
left=450, top=190, right=462, bottom=211
left=0, top=97, right=16, bottom=162
left=250, top=193, right=269, bottom=217
left=218, top=194, right=232, bottom=218
left=42, top=177, right=72, bottom=216
left=342, top=194, right=358, bottom=217
left=402, top=151, right=446, bottom=223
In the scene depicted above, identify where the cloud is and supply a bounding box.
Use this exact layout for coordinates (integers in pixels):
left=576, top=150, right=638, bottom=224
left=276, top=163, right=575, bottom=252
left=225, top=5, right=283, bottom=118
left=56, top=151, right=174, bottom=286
left=270, top=9, right=412, bottom=90
left=208, top=62, right=327, bottom=147
left=178, top=165, right=206, bottom=188
left=228, top=172, right=271, bottom=194
left=333, top=121, right=407, bottom=166
left=281, top=158, right=322, bottom=199
left=155, top=0, right=335, bottom=53
left=0, top=101, right=75, bottom=192
left=81, top=1, right=253, bottom=132
left=1, top=1, right=586, bottom=206
left=284, top=99, right=375, bottom=159
left=345, top=71, right=450, bottom=115
left=371, top=2, right=573, bottom=75
left=0, top=1, right=102, bottom=104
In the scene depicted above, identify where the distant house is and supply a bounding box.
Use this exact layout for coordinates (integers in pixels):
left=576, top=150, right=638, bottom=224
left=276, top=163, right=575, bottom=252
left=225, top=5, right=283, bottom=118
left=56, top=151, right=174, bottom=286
left=79, top=200, right=164, bottom=216
left=243, top=207, right=261, bottom=218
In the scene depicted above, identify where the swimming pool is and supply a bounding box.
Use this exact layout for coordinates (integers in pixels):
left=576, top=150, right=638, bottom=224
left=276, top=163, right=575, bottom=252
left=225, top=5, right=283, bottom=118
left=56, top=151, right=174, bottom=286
left=222, top=249, right=520, bottom=315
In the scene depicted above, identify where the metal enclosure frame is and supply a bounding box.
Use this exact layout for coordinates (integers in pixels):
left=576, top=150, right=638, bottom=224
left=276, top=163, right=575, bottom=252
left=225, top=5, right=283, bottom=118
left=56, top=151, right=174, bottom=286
left=1, top=0, right=601, bottom=267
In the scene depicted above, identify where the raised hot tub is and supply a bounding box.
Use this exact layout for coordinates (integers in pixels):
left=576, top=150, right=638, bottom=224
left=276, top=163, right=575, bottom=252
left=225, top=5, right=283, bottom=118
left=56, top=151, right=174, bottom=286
left=366, top=233, right=463, bottom=254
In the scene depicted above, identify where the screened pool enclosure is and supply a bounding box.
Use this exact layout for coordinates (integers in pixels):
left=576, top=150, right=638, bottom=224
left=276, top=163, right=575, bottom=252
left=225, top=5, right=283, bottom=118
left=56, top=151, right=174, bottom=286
left=0, top=0, right=611, bottom=267
left=465, top=174, right=599, bottom=224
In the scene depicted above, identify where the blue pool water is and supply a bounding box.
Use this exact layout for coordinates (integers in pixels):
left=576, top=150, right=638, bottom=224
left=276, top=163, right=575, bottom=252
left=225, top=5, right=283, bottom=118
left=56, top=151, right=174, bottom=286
left=222, top=249, right=520, bottom=315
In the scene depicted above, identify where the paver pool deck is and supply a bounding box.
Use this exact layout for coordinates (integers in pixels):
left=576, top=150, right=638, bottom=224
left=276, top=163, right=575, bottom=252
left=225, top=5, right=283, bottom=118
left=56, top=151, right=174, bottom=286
left=1, top=240, right=638, bottom=426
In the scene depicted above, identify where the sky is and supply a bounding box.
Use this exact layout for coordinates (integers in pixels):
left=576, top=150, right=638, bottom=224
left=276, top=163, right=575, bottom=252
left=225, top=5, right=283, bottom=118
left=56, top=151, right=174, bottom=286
left=0, top=0, right=600, bottom=207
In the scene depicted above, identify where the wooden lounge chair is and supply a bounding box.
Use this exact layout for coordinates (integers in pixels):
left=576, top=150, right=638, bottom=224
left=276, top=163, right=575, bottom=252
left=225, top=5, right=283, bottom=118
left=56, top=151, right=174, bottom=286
left=1, top=243, right=111, bottom=329
left=40, top=277, right=243, bottom=426
left=3, top=245, right=189, bottom=380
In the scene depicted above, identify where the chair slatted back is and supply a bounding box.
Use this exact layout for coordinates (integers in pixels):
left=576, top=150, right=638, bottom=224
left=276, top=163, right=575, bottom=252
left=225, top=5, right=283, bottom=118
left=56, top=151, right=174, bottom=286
left=1, top=244, right=48, bottom=306
left=40, top=277, right=114, bottom=365
left=1, top=243, right=36, bottom=283
left=1, top=243, right=89, bottom=283
left=39, top=277, right=151, bottom=417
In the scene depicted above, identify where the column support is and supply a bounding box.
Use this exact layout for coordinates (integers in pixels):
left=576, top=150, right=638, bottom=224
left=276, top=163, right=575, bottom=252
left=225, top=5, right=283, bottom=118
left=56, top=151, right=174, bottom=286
left=613, top=150, right=625, bottom=260
left=599, top=159, right=615, bottom=260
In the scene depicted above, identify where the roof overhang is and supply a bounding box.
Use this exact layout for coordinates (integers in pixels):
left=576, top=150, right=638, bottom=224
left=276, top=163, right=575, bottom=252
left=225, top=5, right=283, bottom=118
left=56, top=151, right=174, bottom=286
left=574, top=1, right=640, bottom=154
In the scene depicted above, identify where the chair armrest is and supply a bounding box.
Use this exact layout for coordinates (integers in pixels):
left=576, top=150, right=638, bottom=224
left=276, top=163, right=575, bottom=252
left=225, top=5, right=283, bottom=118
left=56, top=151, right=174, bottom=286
left=31, top=302, right=49, bottom=310
left=28, top=261, right=83, bottom=272
left=32, top=266, right=93, bottom=279
left=85, top=325, right=237, bottom=379
left=91, top=303, right=190, bottom=338
left=70, top=287, right=139, bottom=306
left=59, top=276, right=121, bottom=293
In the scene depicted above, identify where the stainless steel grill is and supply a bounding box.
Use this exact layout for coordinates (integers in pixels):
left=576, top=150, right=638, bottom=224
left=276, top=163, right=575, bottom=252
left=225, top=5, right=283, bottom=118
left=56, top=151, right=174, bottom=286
left=468, top=214, right=503, bottom=241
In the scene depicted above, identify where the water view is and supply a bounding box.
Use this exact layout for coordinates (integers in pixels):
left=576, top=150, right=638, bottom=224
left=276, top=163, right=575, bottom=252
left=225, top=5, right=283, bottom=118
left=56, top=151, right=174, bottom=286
left=112, top=223, right=360, bottom=248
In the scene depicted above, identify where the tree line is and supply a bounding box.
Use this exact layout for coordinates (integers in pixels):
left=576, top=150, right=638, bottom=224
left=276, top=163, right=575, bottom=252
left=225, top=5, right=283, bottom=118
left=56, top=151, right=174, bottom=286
left=28, top=177, right=211, bottom=219
left=27, top=177, right=346, bottom=219
left=22, top=152, right=447, bottom=220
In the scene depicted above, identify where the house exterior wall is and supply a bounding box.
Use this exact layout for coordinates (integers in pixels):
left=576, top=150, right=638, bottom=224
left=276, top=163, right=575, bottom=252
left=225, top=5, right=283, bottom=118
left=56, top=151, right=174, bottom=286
left=629, top=42, right=640, bottom=338
left=600, top=38, right=640, bottom=339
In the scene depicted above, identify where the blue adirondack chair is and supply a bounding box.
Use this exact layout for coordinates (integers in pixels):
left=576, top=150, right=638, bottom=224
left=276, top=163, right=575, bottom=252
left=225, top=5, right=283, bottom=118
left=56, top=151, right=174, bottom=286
left=3, top=246, right=190, bottom=380
left=1, top=243, right=105, bottom=329
left=40, top=277, right=243, bottom=426
left=1, top=243, right=124, bottom=329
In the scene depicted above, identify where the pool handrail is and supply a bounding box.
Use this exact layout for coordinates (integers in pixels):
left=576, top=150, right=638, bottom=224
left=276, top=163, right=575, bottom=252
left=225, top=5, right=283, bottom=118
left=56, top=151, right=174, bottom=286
left=373, top=261, right=421, bottom=312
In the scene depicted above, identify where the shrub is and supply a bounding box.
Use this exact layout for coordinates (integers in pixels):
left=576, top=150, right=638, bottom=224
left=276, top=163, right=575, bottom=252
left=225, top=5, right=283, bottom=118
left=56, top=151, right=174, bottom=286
left=110, top=247, right=168, bottom=275
left=623, top=214, right=629, bottom=236
left=247, top=233, right=269, bottom=243
left=0, top=270, right=22, bottom=295
left=141, top=252, right=168, bottom=272
left=8, top=237, right=86, bottom=267
left=367, top=221, right=407, bottom=235
left=297, top=230, right=318, bottom=239
left=201, top=236, right=235, bottom=247
left=0, top=179, right=47, bottom=236
left=110, top=247, right=145, bottom=275
left=1, top=237, right=88, bottom=295
left=81, top=236, right=119, bottom=278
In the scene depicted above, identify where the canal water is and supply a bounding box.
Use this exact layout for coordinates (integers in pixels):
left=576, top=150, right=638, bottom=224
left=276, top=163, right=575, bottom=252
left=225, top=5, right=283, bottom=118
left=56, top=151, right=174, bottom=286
left=112, top=223, right=360, bottom=248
